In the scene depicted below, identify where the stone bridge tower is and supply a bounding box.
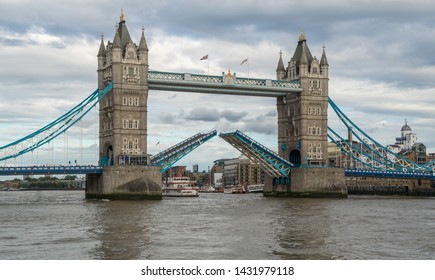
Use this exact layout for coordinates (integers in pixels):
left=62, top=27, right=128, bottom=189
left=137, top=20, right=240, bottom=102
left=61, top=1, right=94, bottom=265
left=268, top=33, right=346, bottom=197
left=276, top=33, right=329, bottom=167
left=97, top=11, right=149, bottom=166
left=86, top=11, right=162, bottom=200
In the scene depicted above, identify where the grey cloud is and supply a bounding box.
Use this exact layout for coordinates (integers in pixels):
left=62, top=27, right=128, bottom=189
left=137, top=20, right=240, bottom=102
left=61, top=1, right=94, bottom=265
left=221, top=110, right=247, bottom=122
left=265, top=111, right=276, bottom=117
left=185, top=108, right=221, bottom=122
left=238, top=113, right=278, bottom=135
left=160, top=112, right=183, bottom=124
left=184, top=108, right=248, bottom=122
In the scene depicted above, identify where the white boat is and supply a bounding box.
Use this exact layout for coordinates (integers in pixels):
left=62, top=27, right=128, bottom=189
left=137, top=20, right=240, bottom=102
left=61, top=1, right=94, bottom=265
left=162, top=177, right=199, bottom=197
left=224, top=184, right=246, bottom=194
left=246, top=184, right=264, bottom=193
left=232, top=185, right=246, bottom=193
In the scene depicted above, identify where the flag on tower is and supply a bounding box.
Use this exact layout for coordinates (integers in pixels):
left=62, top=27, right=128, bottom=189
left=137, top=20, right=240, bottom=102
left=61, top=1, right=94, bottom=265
left=240, top=58, right=248, bottom=65
left=200, top=54, right=208, bottom=60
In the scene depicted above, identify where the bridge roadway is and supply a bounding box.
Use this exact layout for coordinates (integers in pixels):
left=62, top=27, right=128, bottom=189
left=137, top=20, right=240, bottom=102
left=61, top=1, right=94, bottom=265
left=147, top=71, right=302, bottom=97
left=344, top=168, right=435, bottom=180
left=0, top=165, right=102, bottom=176
left=1, top=165, right=434, bottom=180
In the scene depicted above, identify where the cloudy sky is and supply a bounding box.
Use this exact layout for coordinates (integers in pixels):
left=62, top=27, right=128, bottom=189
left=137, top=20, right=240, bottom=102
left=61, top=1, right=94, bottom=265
left=1, top=0, right=435, bottom=171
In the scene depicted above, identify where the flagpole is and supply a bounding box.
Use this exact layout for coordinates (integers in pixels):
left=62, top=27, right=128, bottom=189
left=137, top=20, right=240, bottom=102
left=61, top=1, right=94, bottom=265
left=200, top=54, right=209, bottom=75
left=241, top=58, right=249, bottom=77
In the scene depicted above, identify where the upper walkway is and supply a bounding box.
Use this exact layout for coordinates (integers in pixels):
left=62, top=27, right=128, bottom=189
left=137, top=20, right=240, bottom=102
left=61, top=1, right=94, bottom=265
left=147, top=70, right=301, bottom=97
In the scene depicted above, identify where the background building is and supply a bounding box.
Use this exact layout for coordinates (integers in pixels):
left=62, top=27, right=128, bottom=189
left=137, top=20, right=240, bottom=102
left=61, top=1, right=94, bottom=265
left=329, top=121, right=429, bottom=168
left=388, top=121, right=418, bottom=153
left=192, top=164, right=199, bottom=174
left=237, top=155, right=265, bottom=186
left=222, top=158, right=238, bottom=187
left=219, top=155, right=265, bottom=187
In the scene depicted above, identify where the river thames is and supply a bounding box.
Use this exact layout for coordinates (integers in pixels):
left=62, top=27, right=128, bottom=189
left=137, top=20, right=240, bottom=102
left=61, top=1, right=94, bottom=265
left=0, top=190, right=434, bottom=260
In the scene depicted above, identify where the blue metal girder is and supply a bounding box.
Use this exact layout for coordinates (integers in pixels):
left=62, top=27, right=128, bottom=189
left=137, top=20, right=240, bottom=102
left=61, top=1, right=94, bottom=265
left=219, top=130, right=292, bottom=177
left=0, top=165, right=102, bottom=176
left=328, top=126, right=392, bottom=170
left=345, top=169, right=434, bottom=180
left=150, top=130, right=217, bottom=173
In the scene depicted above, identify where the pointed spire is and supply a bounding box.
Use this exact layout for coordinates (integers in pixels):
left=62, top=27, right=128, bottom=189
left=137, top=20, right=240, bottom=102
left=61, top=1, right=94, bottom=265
left=276, top=50, right=285, bottom=72
left=300, top=41, right=308, bottom=65
left=117, top=15, right=132, bottom=50
left=97, top=33, right=106, bottom=57
left=320, top=44, right=329, bottom=66
left=113, top=27, right=121, bottom=49
left=139, top=26, right=148, bottom=51
left=292, top=32, right=313, bottom=68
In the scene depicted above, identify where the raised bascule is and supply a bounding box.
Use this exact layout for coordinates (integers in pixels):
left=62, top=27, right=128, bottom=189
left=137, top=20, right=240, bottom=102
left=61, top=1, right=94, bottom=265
left=1, top=12, right=433, bottom=199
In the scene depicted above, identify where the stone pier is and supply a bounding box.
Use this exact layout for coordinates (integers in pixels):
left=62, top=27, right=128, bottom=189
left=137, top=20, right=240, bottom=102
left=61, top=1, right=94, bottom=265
left=264, top=167, right=347, bottom=198
left=86, top=165, right=162, bottom=200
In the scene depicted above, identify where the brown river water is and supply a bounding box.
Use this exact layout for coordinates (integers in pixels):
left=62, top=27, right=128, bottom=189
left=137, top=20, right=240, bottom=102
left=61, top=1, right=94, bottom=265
left=0, top=190, right=434, bottom=259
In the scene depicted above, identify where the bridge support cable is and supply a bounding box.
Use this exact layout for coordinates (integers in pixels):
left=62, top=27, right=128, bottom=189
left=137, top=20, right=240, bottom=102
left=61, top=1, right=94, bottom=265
left=219, top=130, right=292, bottom=177
left=149, top=130, right=217, bottom=173
left=0, top=83, right=113, bottom=162
left=328, top=97, right=427, bottom=171
left=328, top=126, right=396, bottom=170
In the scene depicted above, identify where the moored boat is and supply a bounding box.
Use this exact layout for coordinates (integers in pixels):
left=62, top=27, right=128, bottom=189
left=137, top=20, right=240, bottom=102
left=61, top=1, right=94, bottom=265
left=162, top=177, right=199, bottom=197
left=232, top=185, right=246, bottom=193
left=246, top=184, right=264, bottom=193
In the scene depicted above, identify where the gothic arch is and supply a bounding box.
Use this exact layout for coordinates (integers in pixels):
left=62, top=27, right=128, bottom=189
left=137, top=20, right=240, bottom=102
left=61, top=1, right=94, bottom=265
left=102, top=142, right=114, bottom=166
left=289, top=149, right=301, bottom=167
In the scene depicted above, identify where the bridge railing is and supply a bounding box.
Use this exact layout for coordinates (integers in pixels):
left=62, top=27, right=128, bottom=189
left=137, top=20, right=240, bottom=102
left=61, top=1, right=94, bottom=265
left=0, top=165, right=102, bottom=176
left=344, top=168, right=434, bottom=179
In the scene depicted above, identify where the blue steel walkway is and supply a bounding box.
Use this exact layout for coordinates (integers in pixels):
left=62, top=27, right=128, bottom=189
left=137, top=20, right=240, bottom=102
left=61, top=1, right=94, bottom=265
left=0, top=165, right=102, bottom=176
left=147, top=71, right=301, bottom=97
left=344, top=168, right=434, bottom=180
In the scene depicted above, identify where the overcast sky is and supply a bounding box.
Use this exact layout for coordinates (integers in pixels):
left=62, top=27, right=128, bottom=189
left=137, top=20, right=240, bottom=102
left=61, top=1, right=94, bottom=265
left=1, top=0, right=435, bottom=171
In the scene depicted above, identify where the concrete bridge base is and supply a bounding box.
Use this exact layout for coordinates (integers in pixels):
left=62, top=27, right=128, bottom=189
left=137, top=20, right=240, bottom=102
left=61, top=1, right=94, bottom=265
left=86, top=165, right=162, bottom=200
left=264, top=167, right=347, bottom=198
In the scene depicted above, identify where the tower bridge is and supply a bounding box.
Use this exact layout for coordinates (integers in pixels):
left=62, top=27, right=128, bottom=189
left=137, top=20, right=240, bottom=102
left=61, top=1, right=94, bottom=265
left=85, top=12, right=346, bottom=199
left=1, top=11, right=433, bottom=198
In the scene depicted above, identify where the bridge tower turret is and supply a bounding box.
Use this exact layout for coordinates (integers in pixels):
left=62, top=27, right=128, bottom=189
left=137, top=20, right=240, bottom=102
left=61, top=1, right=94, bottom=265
left=270, top=33, right=346, bottom=198
left=97, top=11, right=149, bottom=167
left=87, top=11, right=161, bottom=200
left=277, top=33, right=329, bottom=167
left=276, top=50, right=286, bottom=80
